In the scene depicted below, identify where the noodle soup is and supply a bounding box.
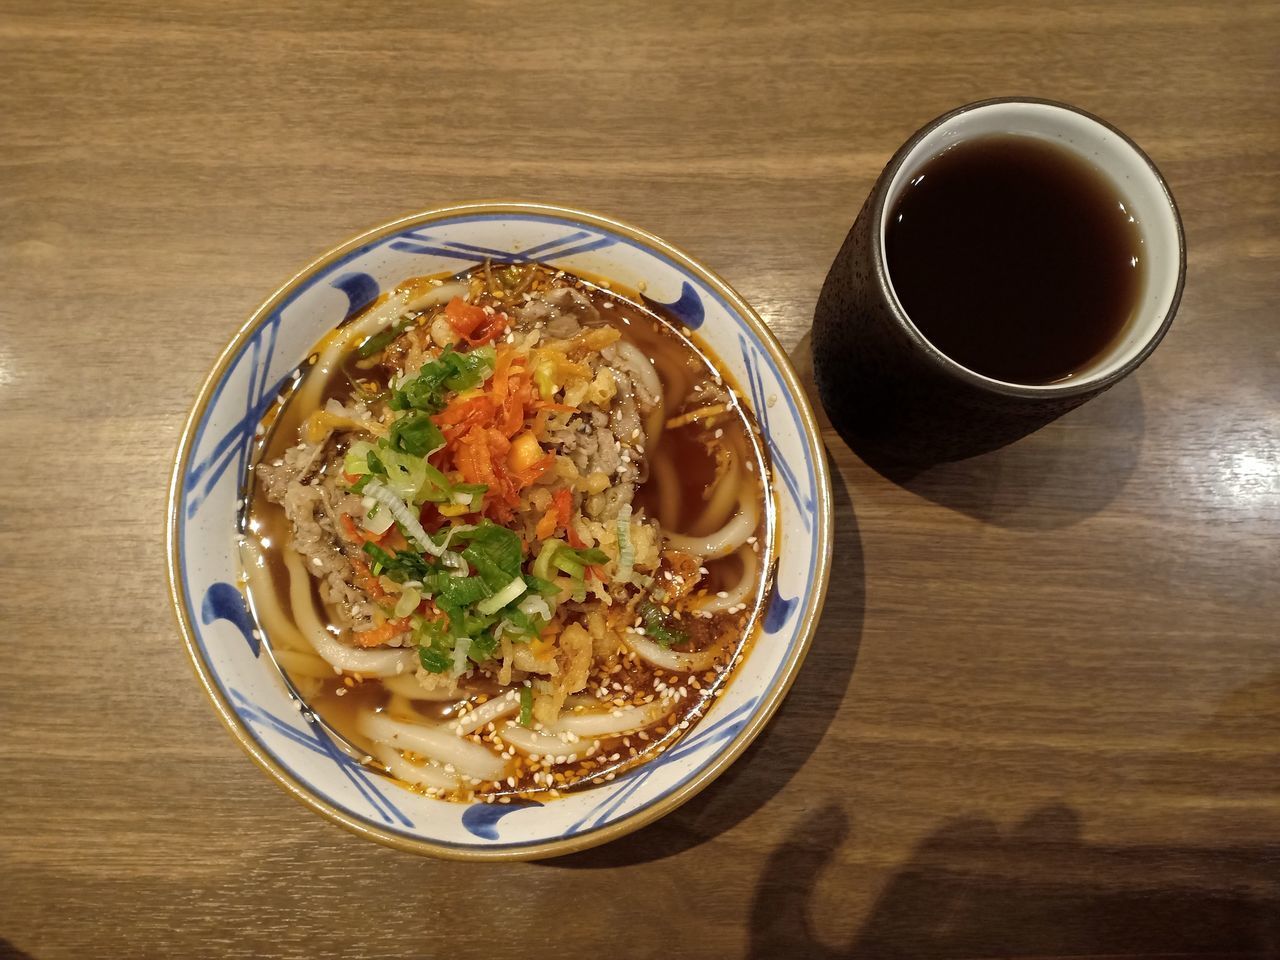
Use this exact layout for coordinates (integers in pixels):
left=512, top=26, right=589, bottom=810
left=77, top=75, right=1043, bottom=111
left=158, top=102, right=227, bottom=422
left=242, top=263, right=773, bottom=803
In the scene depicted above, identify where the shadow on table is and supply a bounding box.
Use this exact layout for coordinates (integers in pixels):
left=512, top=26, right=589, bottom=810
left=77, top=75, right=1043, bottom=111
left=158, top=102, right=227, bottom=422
left=0, top=940, right=36, bottom=960
left=545, top=451, right=865, bottom=869
left=748, top=803, right=1280, bottom=959
left=791, top=330, right=1146, bottom=531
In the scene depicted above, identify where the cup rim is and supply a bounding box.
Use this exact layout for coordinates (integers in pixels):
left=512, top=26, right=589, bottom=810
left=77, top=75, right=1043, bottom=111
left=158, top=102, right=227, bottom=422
left=870, top=96, right=1186, bottom=400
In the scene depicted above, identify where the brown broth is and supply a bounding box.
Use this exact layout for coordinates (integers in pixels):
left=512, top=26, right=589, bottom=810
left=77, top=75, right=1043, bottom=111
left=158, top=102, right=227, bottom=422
left=241, top=267, right=775, bottom=799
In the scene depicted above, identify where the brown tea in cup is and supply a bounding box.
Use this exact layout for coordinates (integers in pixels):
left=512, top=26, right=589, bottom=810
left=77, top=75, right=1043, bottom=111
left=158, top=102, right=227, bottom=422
left=884, top=133, right=1146, bottom=385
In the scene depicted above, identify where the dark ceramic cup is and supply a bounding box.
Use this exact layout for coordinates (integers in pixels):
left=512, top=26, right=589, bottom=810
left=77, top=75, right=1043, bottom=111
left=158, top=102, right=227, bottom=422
left=812, top=98, right=1185, bottom=465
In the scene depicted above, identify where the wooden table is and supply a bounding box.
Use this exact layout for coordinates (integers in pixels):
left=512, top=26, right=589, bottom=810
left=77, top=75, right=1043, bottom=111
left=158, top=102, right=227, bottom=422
left=3, top=1, right=1277, bottom=957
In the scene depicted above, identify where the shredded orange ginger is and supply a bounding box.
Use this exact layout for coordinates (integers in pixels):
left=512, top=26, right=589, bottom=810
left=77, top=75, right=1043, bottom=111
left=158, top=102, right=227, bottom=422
left=429, top=342, right=564, bottom=524
left=535, top=488, right=573, bottom=541
left=352, top=616, right=412, bottom=648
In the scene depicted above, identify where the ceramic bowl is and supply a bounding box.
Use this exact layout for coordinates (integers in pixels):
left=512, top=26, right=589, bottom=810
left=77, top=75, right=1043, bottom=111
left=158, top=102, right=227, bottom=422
left=167, top=202, right=833, bottom=860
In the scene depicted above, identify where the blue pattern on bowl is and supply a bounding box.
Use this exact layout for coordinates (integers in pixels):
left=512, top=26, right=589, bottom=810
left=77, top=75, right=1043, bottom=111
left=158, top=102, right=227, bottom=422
left=200, top=582, right=259, bottom=656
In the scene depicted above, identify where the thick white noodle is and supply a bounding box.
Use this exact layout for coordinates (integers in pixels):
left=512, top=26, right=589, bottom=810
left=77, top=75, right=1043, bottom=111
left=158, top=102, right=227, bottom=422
left=294, top=281, right=468, bottom=414
left=403, top=282, right=470, bottom=314
left=695, top=451, right=742, bottom=535
left=272, top=647, right=337, bottom=680
left=283, top=550, right=416, bottom=677
left=650, top=454, right=680, bottom=528
left=663, top=489, right=758, bottom=560
left=369, top=742, right=459, bottom=791
left=380, top=673, right=462, bottom=702
left=622, top=632, right=720, bottom=673
left=614, top=339, right=663, bottom=406
left=357, top=710, right=508, bottom=782
left=452, top=691, right=521, bottom=736
left=240, top=538, right=312, bottom=653
left=547, top=701, right=668, bottom=738
left=495, top=724, right=596, bottom=762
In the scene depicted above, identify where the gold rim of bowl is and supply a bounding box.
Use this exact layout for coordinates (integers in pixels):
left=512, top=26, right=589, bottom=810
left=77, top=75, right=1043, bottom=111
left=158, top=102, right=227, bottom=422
left=166, top=201, right=834, bottom=861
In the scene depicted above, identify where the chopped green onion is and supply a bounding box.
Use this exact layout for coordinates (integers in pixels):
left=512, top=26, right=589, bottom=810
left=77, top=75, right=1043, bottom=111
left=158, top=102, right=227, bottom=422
left=533, top=357, right=557, bottom=402
left=450, top=483, right=487, bottom=506
left=362, top=542, right=432, bottom=582
left=359, top=498, right=395, bottom=535
left=467, top=632, right=500, bottom=664
left=450, top=637, right=472, bottom=677
left=360, top=479, right=439, bottom=555
left=518, top=593, right=553, bottom=621
left=615, top=504, right=635, bottom=582
left=390, top=345, right=497, bottom=413
left=639, top=600, right=689, bottom=649
left=418, top=644, right=452, bottom=674
left=454, top=521, right=524, bottom=579
left=552, top=554, right=585, bottom=579
left=477, top=576, right=528, bottom=615
left=343, top=440, right=377, bottom=476
left=392, top=586, right=422, bottom=619
left=428, top=574, right=491, bottom=608
left=356, top=317, right=413, bottom=358
left=523, top=573, right=559, bottom=598
left=388, top=411, right=445, bottom=457
left=532, top=539, right=564, bottom=582
left=519, top=686, right=533, bottom=727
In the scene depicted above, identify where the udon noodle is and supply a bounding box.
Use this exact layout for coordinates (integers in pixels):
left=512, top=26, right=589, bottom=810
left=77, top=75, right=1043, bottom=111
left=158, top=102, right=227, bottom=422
left=242, top=263, right=773, bottom=802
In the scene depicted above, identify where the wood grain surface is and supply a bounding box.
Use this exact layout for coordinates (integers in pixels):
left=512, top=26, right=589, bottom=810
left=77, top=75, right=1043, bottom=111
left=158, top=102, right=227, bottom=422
left=2, top=1, right=1277, bottom=957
